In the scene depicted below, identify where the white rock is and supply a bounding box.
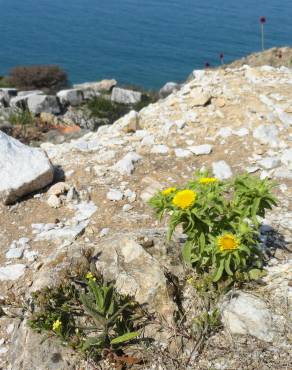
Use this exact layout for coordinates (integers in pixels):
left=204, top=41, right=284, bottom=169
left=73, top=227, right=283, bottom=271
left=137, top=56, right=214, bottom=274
left=57, top=89, right=84, bottom=106
left=281, top=149, right=292, bottom=169
left=112, top=152, right=142, bottom=175
left=175, top=148, right=192, bottom=158
left=212, top=161, right=232, bottom=180
left=112, top=110, right=140, bottom=133
left=258, top=157, right=280, bottom=170
left=47, top=194, right=61, bottom=208
left=141, top=135, right=155, bottom=146
left=0, top=132, right=54, bottom=204
left=123, top=204, right=133, bottom=212
left=188, top=144, right=213, bottom=155
left=48, top=182, right=70, bottom=196
left=6, top=247, right=24, bottom=259
left=27, top=94, right=61, bottom=115
left=107, top=189, right=123, bottom=201
left=233, top=128, right=249, bottom=137
left=151, top=145, right=169, bottom=154
left=253, top=124, right=279, bottom=147
left=217, top=127, right=233, bottom=138
left=99, top=228, right=110, bottom=237
left=111, top=87, right=142, bottom=105
left=0, top=264, right=26, bottom=281
left=74, top=79, right=117, bottom=92
left=221, top=292, right=274, bottom=342
left=159, top=82, right=181, bottom=98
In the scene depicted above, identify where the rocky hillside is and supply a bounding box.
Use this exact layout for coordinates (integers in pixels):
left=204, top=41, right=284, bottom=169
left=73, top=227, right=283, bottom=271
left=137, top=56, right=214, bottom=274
left=0, top=64, right=291, bottom=369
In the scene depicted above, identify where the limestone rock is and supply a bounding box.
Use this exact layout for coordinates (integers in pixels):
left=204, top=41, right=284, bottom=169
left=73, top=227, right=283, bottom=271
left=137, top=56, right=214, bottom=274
left=212, top=160, right=232, bottom=180
left=95, top=235, right=176, bottom=319
left=0, top=264, right=26, bottom=281
left=221, top=291, right=274, bottom=342
left=111, top=87, right=142, bottom=105
left=106, top=189, right=123, bottom=201
left=258, top=157, right=280, bottom=170
left=47, top=194, right=61, bottom=208
left=159, top=82, right=181, bottom=98
left=74, top=79, right=117, bottom=92
left=140, top=177, right=163, bottom=202
left=57, top=89, right=84, bottom=106
left=112, top=152, right=142, bottom=175
left=188, top=144, right=213, bottom=155
left=253, top=124, right=279, bottom=146
left=0, top=88, right=17, bottom=106
left=27, top=94, right=61, bottom=115
left=0, top=132, right=54, bottom=204
left=48, top=182, right=70, bottom=196
left=112, top=110, right=140, bottom=133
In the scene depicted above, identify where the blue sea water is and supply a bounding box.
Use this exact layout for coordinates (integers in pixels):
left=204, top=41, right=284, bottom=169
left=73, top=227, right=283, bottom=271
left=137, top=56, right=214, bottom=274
left=0, top=0, right=291, bottom=89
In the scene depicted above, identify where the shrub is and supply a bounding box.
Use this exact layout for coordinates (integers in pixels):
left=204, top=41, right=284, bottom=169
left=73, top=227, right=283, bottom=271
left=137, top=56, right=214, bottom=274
left=7, top=65, right=68, bottom=93
left=8, top=109, right=35, bottom=128
left=86, top=96, right=129, bottom=124
left=0, top=75, right=14, bottom=88
left=149, top=170, right=277, bottom=283
left=28, top=272, right=144, bottom=363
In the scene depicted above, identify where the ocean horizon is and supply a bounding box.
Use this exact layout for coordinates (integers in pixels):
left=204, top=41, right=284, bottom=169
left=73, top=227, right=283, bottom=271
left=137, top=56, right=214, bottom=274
left=0, top=0, right=291, bottom=89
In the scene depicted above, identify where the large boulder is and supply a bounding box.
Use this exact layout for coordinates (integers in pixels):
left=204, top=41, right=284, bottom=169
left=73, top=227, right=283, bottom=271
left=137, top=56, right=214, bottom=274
left=111, top=87, right=142, bottom=105
left=0, top=132, right=54, bottom=204
left=57, top=89, right=84, bottom=106
left=10, top=92, right=43, bottom=110
left=159, top=82, right=181, bottom=98
left=0, top=88, right=18, bottom=106
left=27, top=94, right=61, bottom=115
left=74, top=79, right=117, bottom=92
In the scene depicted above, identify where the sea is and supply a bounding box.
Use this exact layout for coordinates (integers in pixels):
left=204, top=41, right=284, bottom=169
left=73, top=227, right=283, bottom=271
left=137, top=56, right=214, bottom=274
left=0, top=0, right=291, bottom=89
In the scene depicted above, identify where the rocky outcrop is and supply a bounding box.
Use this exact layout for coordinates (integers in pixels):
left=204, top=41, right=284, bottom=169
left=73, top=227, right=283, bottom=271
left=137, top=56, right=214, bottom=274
left=111, top=87, right=142, bottom=104
left=0, top=131, right=54, bottom=204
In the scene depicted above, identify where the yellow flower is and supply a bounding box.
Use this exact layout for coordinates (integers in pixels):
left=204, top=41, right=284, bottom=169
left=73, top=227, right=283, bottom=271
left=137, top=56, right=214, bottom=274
left=217, top=233, right=239, bottom=252
left=52, top=319, right=62, bottom=331
left=85, top=272, right=96, bottom=281
left=172, top=189, right=196, bottom=209
left=199, top=177, right=218, bottom=184
left=162, top=187, right=177, bottom=196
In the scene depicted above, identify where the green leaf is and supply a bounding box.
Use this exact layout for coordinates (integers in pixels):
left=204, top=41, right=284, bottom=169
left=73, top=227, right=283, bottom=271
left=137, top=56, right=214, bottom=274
left=110, top=331, right=140, bottom=345
left=248, top=268, right=267, bottom=280
left=224, top=254, right=233, bottom=276
left=182, top=242, right=193, bottom=264
left=212, top=259, right=225, bottom=282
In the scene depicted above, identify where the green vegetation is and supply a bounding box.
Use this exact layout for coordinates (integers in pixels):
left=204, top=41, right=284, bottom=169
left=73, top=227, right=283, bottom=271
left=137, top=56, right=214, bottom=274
left=149, top=170, right=277, bottom=283
left=28, top=272, right=145, bottom=363
left=0, top=75, right=14, bottom=88
left=86, top=96, right=129, bottom=124
left=8, top=109, right=35, bottom=129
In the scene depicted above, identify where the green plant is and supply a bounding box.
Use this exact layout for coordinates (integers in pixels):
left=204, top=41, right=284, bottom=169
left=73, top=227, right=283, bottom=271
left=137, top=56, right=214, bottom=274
left=149, top=170, right=277, bottom=282
left=86, top=96, right=129, bottom=124
left=8, top=109, right=35, bottom=134
left=80, top=275, right=140, bottom=353
left=28, top=273, right=143, bottom=362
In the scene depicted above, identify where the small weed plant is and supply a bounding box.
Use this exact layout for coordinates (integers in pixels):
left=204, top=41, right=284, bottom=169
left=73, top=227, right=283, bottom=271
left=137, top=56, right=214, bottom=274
left=29, top=273, right=143, bottom=362
left=149, top=170, right=277, bottom=282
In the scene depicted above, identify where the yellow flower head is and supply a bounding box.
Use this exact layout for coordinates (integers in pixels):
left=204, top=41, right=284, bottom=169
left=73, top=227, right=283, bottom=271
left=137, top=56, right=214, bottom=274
left=172, top=189, right=196, bottom=209
left=85, top=272, right=96, bottom=281
left=199, top=177, right=218, bottom=184
left=217, top=233, right=239, bottom=252
left=52, top=319, right=62, bottom=331
left=162, top=187, right=177, bottom=196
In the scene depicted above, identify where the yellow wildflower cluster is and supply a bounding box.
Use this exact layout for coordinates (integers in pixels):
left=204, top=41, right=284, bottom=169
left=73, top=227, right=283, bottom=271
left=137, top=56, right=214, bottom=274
left=85, top=272, right=96, bottom=281
left=162, top=187, right=177, bottom=196
left=217, top=233, right=239, bottom=251
left=199, top=177, right=218, bottom=184
left=52, top=319, right=62, bottom=331
left=172, top=189, right=196, bottom=209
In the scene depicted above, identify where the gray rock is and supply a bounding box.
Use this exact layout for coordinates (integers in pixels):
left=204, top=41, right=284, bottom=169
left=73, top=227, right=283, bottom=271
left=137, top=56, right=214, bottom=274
left=27, top=94, right=61, bottom=115
left=95, top=235, right=176, bottom=319
left=212, top=160, right=232, bottom=180
left=258, top=157, right=280, bottom=170
left=221, top=291, right=274, bottom=342
left=0, top=132, right=54, bottom=204
left=281, top=148, right=292, bottom=169
left=107, top=189, right=123, bottom=201
left=174, top=148, right=192, bottom=158
left=151, top=144, right=169, bottom=154
left=253, top=124, right=279, bottom=146
left=159, top=82, right=181, bottom=98
left=0, top=88, right=18, bottom=106
left=8, top=321, right=80, bottom=370
left=0, top=264, right=26, bottom=281
left=112, top=152, right=142, bottom=175
left=10, top=92, right=43, bottom=110
left=188, top=144, right=213, bottom=155
left=74, top=79, right=117, bottom=92
left=111, top=87, right=142, bottom=105
left=57, top=89, right=84, bottom=106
